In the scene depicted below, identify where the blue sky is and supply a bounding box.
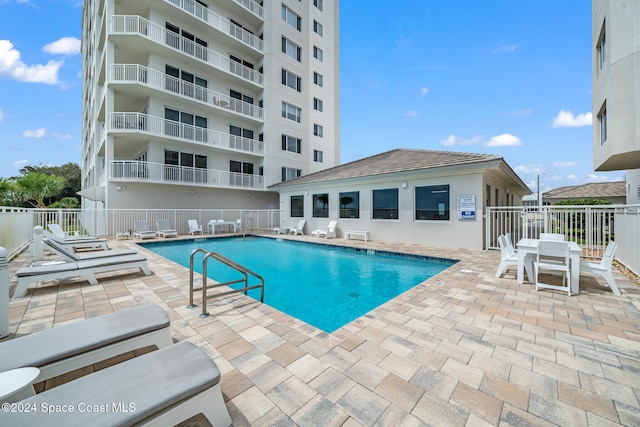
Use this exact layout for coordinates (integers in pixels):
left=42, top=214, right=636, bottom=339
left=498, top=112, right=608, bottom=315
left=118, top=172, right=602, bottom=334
left=0, top=0, right=626, bottom=195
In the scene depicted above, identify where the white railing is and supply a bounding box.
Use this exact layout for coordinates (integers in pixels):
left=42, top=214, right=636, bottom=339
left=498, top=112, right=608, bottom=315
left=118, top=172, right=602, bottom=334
left=486, top=205, right=640, bottom=276
left=108, top=112, right=263, bottom=155
left=0, top=208, right=280, bottom=253
left=110, top=160, right=265, bottom=190
left=109, top=64, right=263, bottom=120
left=232, top=0, right=264, bottom=19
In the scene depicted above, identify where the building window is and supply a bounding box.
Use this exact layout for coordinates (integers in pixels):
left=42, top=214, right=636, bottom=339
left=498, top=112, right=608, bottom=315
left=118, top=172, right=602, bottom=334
left=313, top=46, right=323, bottom=61
left=313, top=149, right=323, bottom=162
left=164, top=107, right=208, bottom=142
left=313, top=72, right=323, bottom=87
left=282, top=37, right=302, bottom=61
left=281, top=69, right=302, bottom=92
left=282, top=102, right=302, bottom=123
left=373, top=188, right=398, bottom=219
left=313, top=0, right=323, bottom=11
left=282, top=135, right=302, bottom=154
left=291, top=195, right=304, bottom=217
left=313, top=20, right=323, bottom=36
left=164, top=149, right=208, bottom=182
left=597, top=22, right=606, bottom=70
left=282, top=167, right=301, bottom=181
left=415, top=185, right=450, bottom=221
left=229, top=125, right=254, bottom=150
left=598, top=104, right=607, bottom=145
left=313, top=97, right=323, bottom=111
left=313, top=193, right=329, bottom=218
left=313, top=124, right=323, bottom=137
left=281, top=4, right=301, bottom=31
left=230, top=160, right=254, bottom=175
left=339, top=191, right=359, bottom=219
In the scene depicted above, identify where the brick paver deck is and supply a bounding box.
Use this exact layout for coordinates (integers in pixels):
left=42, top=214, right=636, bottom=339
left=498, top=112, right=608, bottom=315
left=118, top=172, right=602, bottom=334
left=4, top=233, right=640, bottom=426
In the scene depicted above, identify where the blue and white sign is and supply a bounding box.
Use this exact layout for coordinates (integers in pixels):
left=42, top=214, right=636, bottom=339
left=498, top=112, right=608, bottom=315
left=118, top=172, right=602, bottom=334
left=457, top=194, right=476, bottom=220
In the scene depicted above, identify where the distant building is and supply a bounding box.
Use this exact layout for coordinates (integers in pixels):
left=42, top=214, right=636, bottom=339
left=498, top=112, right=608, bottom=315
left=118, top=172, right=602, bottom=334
left=592, top=1, right=640, bottom=204
left=542, top=182, right=626, bottom=205
left=269, top=149, right=531, bottom=249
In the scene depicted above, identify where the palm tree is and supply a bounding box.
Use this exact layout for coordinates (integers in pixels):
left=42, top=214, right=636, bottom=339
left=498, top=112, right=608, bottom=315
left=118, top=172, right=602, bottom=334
left=14, top=172, right=66, bottom=208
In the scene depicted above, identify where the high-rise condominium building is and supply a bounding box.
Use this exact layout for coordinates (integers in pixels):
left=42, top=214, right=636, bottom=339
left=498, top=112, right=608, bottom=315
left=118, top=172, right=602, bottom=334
left=592, top=0, right=640, bottom=204
left=80, top=0, right=340, bottom=210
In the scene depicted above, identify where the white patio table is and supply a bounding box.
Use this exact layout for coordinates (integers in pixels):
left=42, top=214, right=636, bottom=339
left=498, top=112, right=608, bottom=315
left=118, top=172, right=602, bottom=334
left=516, top=238, right=582, bottom=294
left=207, top=220, right=237, bottom=234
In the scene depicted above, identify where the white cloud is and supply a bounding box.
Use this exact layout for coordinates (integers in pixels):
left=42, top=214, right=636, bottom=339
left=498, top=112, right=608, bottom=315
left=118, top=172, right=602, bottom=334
left=440, top=134, right=483, bottom=147
left=0, top=40, right=62, bottom=84
left=587, top=173, right=611, bottom=182
left=403, top=110, right=419, bottom=118
left=420, top=87, right=429, bottom=96
left=485, top=133, right=522, bottom=147
left=492, top=45, right=517, bottom=54
left=23, top=128, right=46, bottom=138
left=514, top=164, right=543, bottom=174
left=13, top=159, right=28, bottom=167
left=43, top=37, right=81, bottom=55
left=566, top=174, right=579, bottom=181
left=552, top=110, right=592, bottom=128
left=552, top=161, right=577, bottom=168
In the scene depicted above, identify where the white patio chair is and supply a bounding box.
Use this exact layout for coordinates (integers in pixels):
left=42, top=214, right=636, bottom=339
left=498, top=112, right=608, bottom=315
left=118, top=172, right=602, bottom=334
left=311, top=220, right=337, bottom=238
left=288, top=219, right=306, bottom=235
left=188, top=219, right=203, bottom=235
left=540, top=233, right=565, bottom=241
left=534, top=240, right=572, bottom=296
left=580, top=241, right=620, bottom=295
left=495, top=234, right=518, bottom=278
left=156, top=219, right=178, bottom=238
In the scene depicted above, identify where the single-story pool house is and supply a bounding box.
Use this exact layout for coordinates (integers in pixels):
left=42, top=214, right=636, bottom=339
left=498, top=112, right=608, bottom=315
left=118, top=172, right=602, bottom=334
left=269, top=148, right=531, bottom=249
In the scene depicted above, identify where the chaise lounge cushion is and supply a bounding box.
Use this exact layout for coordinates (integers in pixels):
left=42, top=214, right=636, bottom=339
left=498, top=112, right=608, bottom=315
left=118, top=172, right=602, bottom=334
left=0, top=304, right=170, bottom=372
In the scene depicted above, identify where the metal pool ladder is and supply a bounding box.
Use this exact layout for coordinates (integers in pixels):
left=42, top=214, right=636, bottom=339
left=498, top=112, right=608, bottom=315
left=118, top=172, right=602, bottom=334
left=187, top=248, right=264, bottom=318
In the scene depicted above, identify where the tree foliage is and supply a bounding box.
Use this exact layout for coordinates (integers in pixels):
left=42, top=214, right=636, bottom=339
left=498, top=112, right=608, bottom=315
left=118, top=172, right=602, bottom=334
left=14, top=172, right=66, bottom=208
left=554, top=198, right=611, bottom=206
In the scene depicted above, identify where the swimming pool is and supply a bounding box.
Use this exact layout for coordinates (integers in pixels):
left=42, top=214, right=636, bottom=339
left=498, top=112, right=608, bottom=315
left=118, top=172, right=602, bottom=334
left=141, top=237, right=457, bottom=333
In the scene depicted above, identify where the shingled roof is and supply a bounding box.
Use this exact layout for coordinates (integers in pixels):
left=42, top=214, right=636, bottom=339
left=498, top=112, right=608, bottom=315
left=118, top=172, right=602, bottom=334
left=270, top=148, right=505, bottom=188
left=543, top=181, right=626, bottom=200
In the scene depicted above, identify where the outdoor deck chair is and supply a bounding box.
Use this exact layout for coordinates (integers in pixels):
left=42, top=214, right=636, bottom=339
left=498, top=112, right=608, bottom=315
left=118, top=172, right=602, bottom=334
left=540, top=233, right=565, bottom=241
left=44, top=230, right=109, bottom=251
left=580, top=240, right=620, bottom=295
left=12, top=253, right=152, bottom=298
left=47, top=223, right=99, bottom=240
left=311, top=220, right=337, bottom=238
left=495, top=234, right=518, bottom=278
left=188, top=219, right=203, bottom=235
left=288, top=219, right=306, bottom=235
left=42, top=237, right=137, bottom=262
left=156, top=219, right=178, bottom=238
left=1, top=341, right=232, bottom=427
left=133, top=220, right=157, bottom=239
left=534, top=240, right=572, bottom=296
left=0, top=304, right=173, bottom=384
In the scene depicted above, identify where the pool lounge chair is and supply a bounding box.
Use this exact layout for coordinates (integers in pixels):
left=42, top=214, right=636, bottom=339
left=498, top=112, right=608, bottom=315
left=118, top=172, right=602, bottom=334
left=43, top=237, right=137, bottom=261
left=156, top=219, right=178, bottom=238
left=188, top=219, right=203, bottom=235
left=0, top=304, right=173, bottom=384
left=288, top=219, right=306, bottom=235
left=44, top=230, right=109, bottom=251
left=311, top=220, right=337, bottom=238
left=133, top=220, right=157, bottom=239
left=12, top=253, right=152, bottom=298
left=48, top=223, right=98, bottom=240
left=1, top=341, right=232, bottom=427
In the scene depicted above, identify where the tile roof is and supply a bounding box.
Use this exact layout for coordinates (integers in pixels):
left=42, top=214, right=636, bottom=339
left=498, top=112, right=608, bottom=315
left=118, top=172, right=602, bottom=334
left=269, top=148, right=503, bottom=188
left=543, top=181, right=626, bottom=199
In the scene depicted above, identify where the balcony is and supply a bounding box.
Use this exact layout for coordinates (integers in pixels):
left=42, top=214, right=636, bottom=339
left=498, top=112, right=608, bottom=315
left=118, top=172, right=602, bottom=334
left=110, top=17, right=264, bottom=86
left=110, top=64, right=263, bottom=121
left=110, top=160, right=265, bottom=190
left=162, top=1, right=264, bottom=52
left=108, top=112, right=264, bottom=156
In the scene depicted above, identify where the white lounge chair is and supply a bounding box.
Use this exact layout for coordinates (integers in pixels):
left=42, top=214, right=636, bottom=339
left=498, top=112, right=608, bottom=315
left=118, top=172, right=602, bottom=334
left=534, top=240, right=572, bottom=296
left=12, top=254, right=152, bottom=298
left=1, top=341, right=232, bottom=427
left=188, top=219, right=203, bottom=235
left=48, top=223, right=98, bottom=240
left=44, top=230, right=109, bottom=251
left=43, top=237, right=137, bottom=261
left=580, top=241, right=620, bottom=295
left=288, top=219, right=306, bottom=235
left=0, top=304, right=173, bottom=383
left=311, top=220, right=337, bottom=238
left=133, top=220, right=157, bottom=239
left=540, top=233, right=565, bottom=241
left=156, top=219, right=178, bottom=238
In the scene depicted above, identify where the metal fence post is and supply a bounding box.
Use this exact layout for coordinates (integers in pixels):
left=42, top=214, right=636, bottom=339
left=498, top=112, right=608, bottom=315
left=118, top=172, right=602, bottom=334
left=0, top=247, right=9, bottom=339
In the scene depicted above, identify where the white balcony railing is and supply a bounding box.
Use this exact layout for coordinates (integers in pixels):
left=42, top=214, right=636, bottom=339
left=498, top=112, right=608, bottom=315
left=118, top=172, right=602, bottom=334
left=108, top=112, right=264, bottom=155
left=110, top=160, right=264, bottom=190
left=110, top=16, right=263, bottom=86
left=109, top=64, right=263, bottom=120
left=162, top=0, right=264, bottom=51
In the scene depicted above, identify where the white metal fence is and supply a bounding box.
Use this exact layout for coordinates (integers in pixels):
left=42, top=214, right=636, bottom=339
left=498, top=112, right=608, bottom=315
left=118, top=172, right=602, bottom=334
left=486, top=205, right=640, bottom=276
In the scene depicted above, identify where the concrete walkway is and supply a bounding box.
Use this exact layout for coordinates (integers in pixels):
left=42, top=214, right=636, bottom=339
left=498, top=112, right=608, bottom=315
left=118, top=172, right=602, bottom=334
left=5, top=234, right=640, bottom=426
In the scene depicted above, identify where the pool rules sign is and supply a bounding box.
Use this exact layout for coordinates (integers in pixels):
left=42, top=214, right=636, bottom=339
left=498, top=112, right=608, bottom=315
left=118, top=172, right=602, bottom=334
left=457, top=194, right=476, bottom=220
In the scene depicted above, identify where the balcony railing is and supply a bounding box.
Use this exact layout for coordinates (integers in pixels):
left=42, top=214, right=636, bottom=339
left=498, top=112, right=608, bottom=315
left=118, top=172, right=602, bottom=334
left=162, top=0, right=264, bottom=51
left=110, top=16, right=263, bottom=86
left=108, top=112, right=264, bottom=155
left=110, top=160, right=264, bottom=190
left=110, top=64, right=263, bottom=121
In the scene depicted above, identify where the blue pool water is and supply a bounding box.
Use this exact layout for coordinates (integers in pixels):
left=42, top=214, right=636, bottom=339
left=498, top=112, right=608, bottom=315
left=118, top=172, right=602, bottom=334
left=141, top=237, right=457, bottom=333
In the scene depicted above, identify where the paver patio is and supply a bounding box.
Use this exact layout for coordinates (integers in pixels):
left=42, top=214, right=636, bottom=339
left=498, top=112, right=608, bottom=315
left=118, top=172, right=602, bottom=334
left=4, top=233, right=640, bottom=426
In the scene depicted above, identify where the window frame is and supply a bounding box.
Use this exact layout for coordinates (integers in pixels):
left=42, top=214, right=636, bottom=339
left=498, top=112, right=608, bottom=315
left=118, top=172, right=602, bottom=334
left=312, top=193, right=329, bottom=218
left=290, top=195, right=304, bottom=217
left=313, top=45, right=323, bottom=61
left=282, top=37, right=302, bottom=61
left=313, top=20, right=323, bottom=36
left=598, top=103, right=607, bottom=145
left=313, top=149, right=323, bottom=163
left=282, top=134, right=302, bottom=154
left=282, top=101, right=302, bottom=123
left=281, top=68, right=302, bottom=92
left=415, top=184, right=450, bottom=221
left=281, top=4, right=302, bottom=31
left=313, top=97, right=323, bottom=112
left=339, top=191, right=359, bottom=219
left=313, top=72, right=323, bottom=87
left=372, top=188, right=399, bottom=220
